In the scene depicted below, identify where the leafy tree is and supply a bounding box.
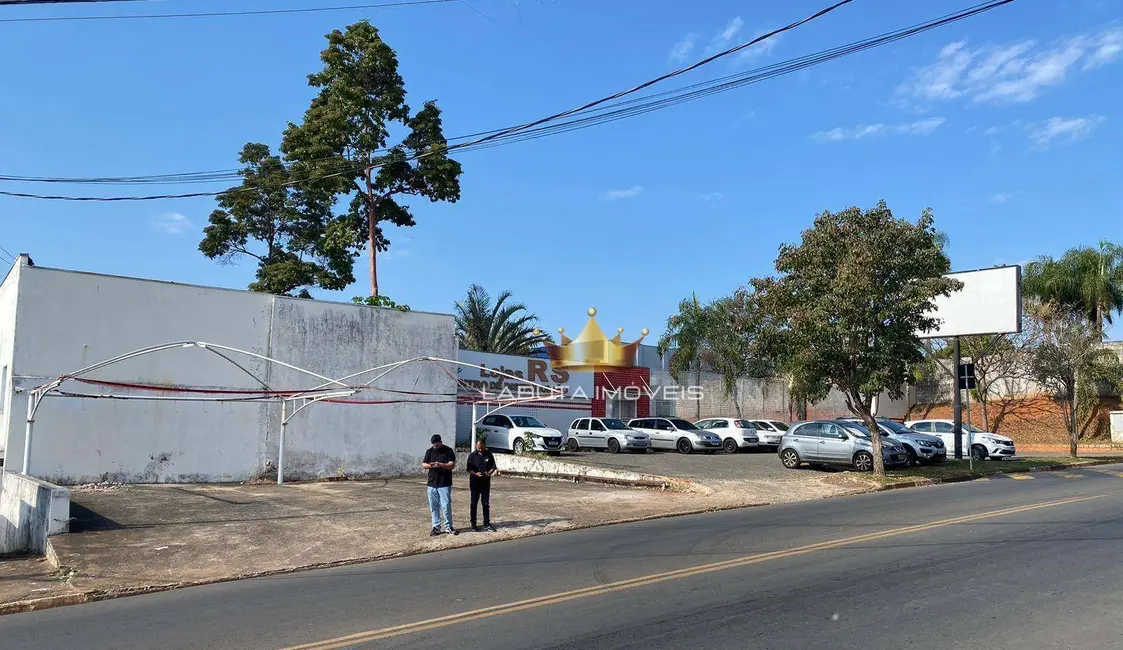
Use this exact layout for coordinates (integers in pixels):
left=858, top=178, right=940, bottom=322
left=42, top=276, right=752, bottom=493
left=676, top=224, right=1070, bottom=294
left=747, top=201, right=960, bottom=475
left=455, top=284, right=547, bottom=355
left=657, top=294, right=713, bottom=418
left=1029, top=302, right=1123, bottom=457
left=351, top=294, right=411, bottom=312
left=199, top=142, right=358, bottom=298
left=1024, top=240, right=1123, bottom=336
left=710, top=295, right=775, bottom=417
left=282, top=20, right=462, bottom=299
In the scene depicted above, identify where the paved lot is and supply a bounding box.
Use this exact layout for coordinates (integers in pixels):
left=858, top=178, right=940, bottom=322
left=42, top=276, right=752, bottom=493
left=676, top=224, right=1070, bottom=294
left=563, top=447, right=788, bottom=482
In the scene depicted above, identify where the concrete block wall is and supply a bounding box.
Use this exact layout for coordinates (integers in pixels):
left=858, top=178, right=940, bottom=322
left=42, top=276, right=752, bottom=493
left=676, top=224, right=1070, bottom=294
left=0, top=470, right=69, bottom=555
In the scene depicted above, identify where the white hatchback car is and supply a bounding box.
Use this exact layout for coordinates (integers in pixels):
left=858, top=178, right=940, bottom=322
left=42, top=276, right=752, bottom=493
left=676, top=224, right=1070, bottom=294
left=477, top=413, right=566, bottom=455
left=905, top=419, right=1016, bottom=460
left=749, top=420, right=791, bottom=450
left=566, top=417, right=651, bottom=454
left=694, top=418, right=760, bottom=454
left=627, top=417, right=723, bottom=454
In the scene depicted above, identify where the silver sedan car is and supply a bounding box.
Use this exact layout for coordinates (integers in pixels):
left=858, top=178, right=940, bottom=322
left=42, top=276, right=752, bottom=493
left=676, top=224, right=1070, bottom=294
left=779, top=420, right=909, bottom=471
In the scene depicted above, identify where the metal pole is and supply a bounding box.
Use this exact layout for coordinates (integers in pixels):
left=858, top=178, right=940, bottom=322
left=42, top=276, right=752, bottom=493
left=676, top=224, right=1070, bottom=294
left=22, top=393, right=35, bottom=475
left=952, top=337, right=963, bottom=460
left=966, top=386, right=973, bottom=471
left=278, top=400, right=287, bottom=486
left=471, top=402, right=478, bottom=449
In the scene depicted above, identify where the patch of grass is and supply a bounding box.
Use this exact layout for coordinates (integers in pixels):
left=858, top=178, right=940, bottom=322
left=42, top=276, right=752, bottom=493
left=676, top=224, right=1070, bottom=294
left=867, top=457, right=1105, bottom=486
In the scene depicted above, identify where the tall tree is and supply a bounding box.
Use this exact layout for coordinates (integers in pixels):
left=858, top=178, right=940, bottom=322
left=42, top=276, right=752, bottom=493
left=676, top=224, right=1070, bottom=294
left=658, top=294, right=712, bottom=419
left=1029, top=302, right=1123, bottom=457
left=711, top=294, right=775, bottom=417
left=748, top=201, right=960, bottom=475
left=282, top=20, right=462, bottom=299
left=455, top=284, right=548, bottom=355
left=1024, top=240, right=1123, bottom=336
left=199, top=142, right=357, bottom=297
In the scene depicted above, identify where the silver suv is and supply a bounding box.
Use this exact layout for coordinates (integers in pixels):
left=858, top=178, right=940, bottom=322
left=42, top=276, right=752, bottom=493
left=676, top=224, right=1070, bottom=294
left=838, top=418, right=945, bottom=466
left=779, top=420, right=908, bottom=472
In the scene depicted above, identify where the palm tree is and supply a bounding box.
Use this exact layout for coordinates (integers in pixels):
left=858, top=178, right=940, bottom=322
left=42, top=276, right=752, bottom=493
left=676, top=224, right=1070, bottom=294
left=1024, top=240, right=1123, bottom=336
left=658, top=294, right=713, bottom=418
left=454, top=284, right=547, bottom=355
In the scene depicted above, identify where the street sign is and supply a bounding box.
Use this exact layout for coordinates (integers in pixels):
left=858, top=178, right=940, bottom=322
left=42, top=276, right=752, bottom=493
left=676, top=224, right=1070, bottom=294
left=958, top=363, right=976, bottom=390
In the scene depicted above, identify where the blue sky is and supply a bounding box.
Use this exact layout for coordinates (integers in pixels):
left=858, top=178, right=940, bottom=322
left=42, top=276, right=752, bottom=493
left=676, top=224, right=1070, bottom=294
left=1, top=0, right=1121, bottom=340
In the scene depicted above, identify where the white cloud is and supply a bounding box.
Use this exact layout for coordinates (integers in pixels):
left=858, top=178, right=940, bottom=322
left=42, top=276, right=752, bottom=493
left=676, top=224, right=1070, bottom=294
left=899, top=26, right=1123, bottom=105
left=719, top=17, right=743, bottom=43
left=603, top=186, right=643, bottom=201
left=1028, top=115, right=1105, bottom=148
left=700, top=192, right=725, bottom=206
left=811, top=117, right=946, bottom=142
left=153, top=213, right=194, bottom=235
left=669, top=33, right=696, bottom=62
left=990, top=193, right=1012, bottom=204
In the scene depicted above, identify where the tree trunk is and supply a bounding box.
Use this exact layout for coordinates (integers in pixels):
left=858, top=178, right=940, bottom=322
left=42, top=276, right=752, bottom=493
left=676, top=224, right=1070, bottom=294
left=865, top=411, right=885, bottom=477
left=365, top=171, right=379, bottom=298
left=1069, top=398, right=1078, bottom=458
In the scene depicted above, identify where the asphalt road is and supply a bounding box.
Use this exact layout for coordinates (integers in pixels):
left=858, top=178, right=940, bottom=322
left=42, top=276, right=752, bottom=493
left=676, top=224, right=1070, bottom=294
left=4, top=465, right=1123, bottom=650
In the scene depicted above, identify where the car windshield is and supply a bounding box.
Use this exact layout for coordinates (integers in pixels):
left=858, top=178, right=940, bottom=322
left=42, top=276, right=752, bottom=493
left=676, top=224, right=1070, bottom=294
left=771, top=421, right=790, bottom=431
left=878, top=419, right=914, bottom=434
left=963, top=423, right=984, bottom=433
left=670, top=419, right=699, bottom=430
left=842, top=423, right=873, bottom=439
left=602, top=418, right=630, bottom=430
left=510, top=416, right=545, bottom=428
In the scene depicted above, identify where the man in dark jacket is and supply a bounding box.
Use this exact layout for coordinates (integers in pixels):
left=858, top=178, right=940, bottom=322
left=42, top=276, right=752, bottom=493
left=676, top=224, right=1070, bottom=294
left=422, top=434, right=457, bottom=537
left=466, top=438, right=498, bottom=532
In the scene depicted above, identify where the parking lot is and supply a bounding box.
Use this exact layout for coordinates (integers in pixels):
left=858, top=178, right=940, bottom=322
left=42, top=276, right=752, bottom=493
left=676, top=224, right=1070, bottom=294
left=563, top=448, right=789, bottom=482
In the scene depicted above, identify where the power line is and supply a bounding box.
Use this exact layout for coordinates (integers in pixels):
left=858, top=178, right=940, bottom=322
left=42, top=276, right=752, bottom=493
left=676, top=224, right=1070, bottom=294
left=0, top=0, right=151, bottom=5
left=0, top=244, right=16, bottom=264
left=0, top=0, right=458, bottom=23
left=0, top=0, right=1018, bottom=202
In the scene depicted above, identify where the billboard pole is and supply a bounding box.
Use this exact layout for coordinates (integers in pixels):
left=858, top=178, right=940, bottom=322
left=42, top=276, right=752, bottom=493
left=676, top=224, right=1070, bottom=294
left=952, top=337, right=963, bottom=460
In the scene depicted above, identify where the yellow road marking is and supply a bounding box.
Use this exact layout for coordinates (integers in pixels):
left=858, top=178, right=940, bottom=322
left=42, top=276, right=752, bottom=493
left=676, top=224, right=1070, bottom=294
left=1095, top=470, right=1123, bottom=478
left=282, top=494, right=1103, bottom=650
left=1008, top=473, right=1035, bottom=480
left=1056, top=473, right=1084, bottom=479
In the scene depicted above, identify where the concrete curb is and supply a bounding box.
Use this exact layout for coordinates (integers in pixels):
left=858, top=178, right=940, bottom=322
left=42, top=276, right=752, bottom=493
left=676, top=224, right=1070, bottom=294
left=872, top=458, right=1121, bottom=491
left=3, top=458, right=1117, bottom=617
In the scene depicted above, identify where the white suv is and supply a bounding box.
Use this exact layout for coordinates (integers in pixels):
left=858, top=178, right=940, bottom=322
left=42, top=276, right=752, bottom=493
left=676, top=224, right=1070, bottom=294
left=627, top=417, right=723, bottom=454
left=478, top=413, right=566, bottom=455
left=566, top=418, right=650, bottom=454
left=905, top=419, right=1016, bottom=460
left=694, top=418, right=760, bottom=454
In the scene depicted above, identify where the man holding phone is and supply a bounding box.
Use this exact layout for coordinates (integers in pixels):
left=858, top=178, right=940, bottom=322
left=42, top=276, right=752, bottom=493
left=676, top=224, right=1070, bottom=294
left=466, top=438, right=498, bottom=532
left=422, top=434, right=457, bottom=537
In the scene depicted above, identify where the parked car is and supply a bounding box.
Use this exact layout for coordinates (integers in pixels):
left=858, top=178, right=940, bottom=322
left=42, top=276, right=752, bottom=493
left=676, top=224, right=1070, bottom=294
left=838, top=417, right=945, bottom=466
left=749, top=420, right=790, bottom=450
left=477, top=413, right=566, bottom=455
left=905, top=419, right=1016, bottom=460
left=778, top=420, right=909, bottom=472
left=628, top=417, right=723, bottom=454
left=566, top=417, right=651, bottom=454
left=694, top=418, right=760, bottom=453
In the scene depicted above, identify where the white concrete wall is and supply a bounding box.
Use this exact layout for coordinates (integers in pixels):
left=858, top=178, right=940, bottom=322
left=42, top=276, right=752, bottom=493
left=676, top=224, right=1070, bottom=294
left=6, top=265, right=455, bottom=483
left=0, top=470, right=70, bottom=555
left=0, top=259, right=22, bottom=462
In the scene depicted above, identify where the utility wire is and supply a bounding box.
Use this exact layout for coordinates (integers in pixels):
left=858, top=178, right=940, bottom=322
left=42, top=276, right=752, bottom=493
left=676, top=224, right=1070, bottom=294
left=0, top=0, right=457, bottom=22
left=0, top=244, right=15, bottom=264
left=0, top=0, right=1017, bottom=202
left=0, top=0, right=151, bottom=5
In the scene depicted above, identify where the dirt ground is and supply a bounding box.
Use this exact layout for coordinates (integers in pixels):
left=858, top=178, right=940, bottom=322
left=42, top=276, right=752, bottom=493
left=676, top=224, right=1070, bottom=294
left=0, top=468, right=866, bottom=610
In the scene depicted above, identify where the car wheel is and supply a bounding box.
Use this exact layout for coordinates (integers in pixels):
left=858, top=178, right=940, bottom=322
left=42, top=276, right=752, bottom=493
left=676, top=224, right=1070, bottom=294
left=607, top=438, right=621, bottom=454
left=565, top=438, right=579, bottom=452
left=853, top=451, right=874, bottom=472
left=722, top=438, right=739, bottom=454
left=971, top=444, right=988, bottom=461
left=905, top=446, right=918, bottom=467
left=780, top=448, right=801, bottom=469
left=512, top=438, right=526, bottom=455
left=676, top=438, right=693, bottom=454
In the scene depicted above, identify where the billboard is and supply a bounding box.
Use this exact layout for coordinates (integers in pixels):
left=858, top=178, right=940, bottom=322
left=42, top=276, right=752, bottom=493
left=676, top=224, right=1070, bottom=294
left=919, top=266, right=1021, bottom=339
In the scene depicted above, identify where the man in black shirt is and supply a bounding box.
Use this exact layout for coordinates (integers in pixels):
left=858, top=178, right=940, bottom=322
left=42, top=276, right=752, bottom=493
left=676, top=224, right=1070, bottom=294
left=466, top=438, right=498, bottom=532
left=422, top=434, right=457, bottom=536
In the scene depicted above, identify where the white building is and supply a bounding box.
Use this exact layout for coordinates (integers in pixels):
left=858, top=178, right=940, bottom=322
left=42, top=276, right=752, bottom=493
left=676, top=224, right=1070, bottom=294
left=0, top=256, right=456, bottom=484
